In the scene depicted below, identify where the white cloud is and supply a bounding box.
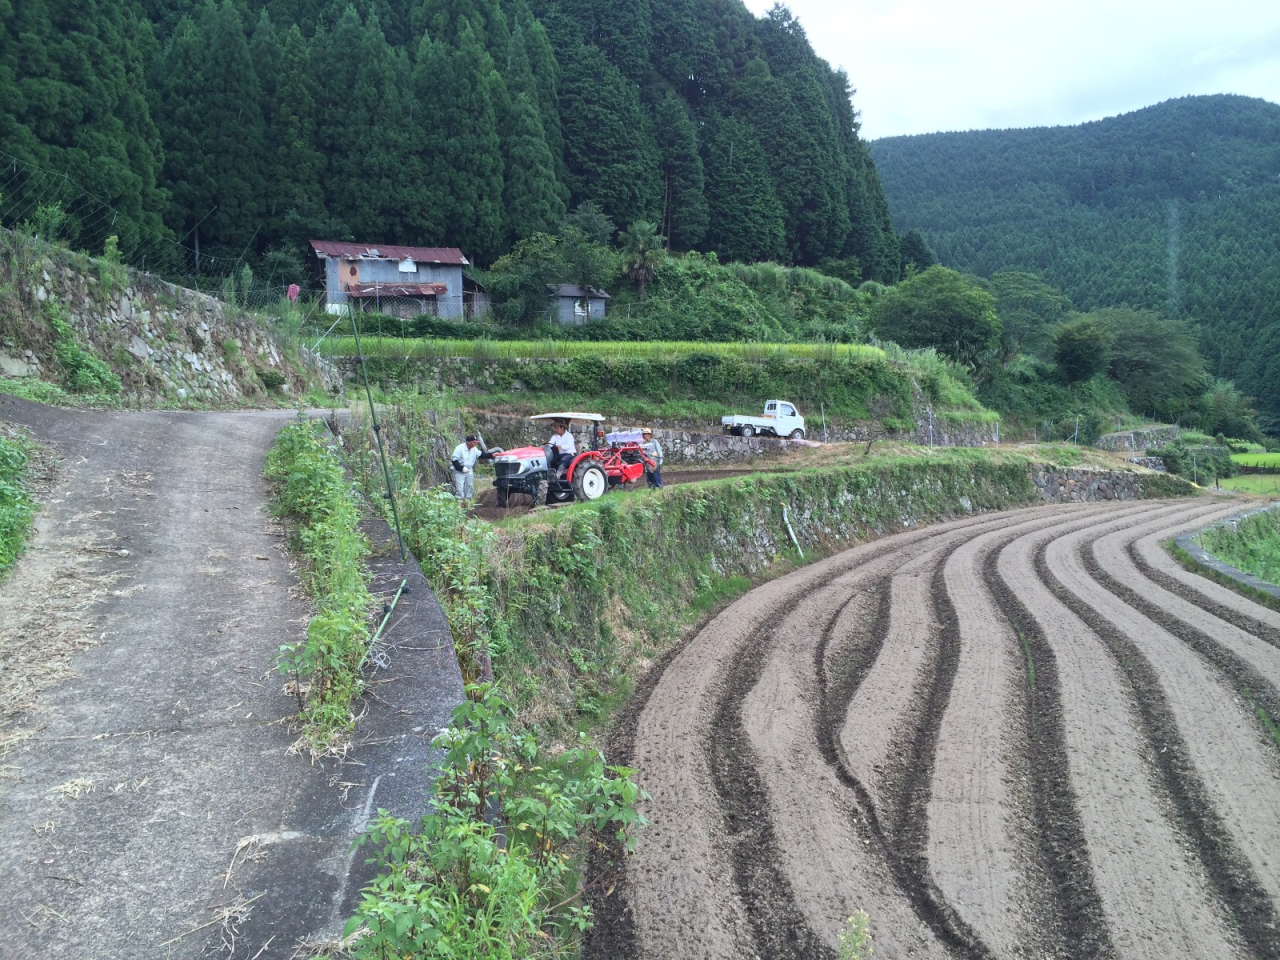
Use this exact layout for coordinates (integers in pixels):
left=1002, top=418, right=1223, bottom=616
left=740, top=0, right=1280, bottom=138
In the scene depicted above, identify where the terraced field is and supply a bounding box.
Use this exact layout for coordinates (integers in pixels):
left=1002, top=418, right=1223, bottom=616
left=593, top=499, right=1280, bottom=960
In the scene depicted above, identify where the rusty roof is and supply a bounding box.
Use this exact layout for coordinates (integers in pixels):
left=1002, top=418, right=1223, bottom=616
left=310, top=240, right=469, bottom=265
left=344, top=282, right=449, bottom=298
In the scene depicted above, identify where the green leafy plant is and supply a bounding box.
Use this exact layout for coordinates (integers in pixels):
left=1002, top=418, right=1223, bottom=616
left=45, top=302, right=122, bottom=396
left=838, top=910, right=874, bottom=959
left=345, top=683, right=645, bottom=959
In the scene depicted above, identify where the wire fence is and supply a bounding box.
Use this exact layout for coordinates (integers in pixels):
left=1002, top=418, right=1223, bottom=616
left=0, top=150, right=324, bottom=316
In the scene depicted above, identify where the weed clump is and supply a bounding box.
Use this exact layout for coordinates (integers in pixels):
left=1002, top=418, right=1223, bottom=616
left=265, top=417, right=373, bottom=753
left=0, top=429, right=35, bottom=575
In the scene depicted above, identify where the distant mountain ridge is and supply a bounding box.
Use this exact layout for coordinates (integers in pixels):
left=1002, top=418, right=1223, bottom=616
left=868, top=94, right=1280, bottom=429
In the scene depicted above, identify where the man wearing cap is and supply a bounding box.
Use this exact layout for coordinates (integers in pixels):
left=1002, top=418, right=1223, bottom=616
left=641, top=428, right=664, bottom=488
left=450, top=435, right=483, bottom=502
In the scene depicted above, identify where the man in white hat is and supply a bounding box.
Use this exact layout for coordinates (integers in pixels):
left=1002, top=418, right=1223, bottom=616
left=641, top=428, right=663, bottom=488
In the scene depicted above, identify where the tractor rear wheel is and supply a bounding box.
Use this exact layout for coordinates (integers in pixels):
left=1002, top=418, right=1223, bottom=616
left=572, top=463, right=608, bottom=501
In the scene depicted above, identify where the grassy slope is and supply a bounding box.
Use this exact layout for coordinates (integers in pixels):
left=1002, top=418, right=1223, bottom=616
left=1198, top=508, right=1280, bottom=586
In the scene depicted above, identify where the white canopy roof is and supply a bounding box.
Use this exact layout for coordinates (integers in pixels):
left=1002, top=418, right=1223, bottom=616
left=528, top=412, right=606, bottom=423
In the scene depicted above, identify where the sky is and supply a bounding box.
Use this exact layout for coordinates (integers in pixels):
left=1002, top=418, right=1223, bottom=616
left=741, top=0, right=1280, bottom=141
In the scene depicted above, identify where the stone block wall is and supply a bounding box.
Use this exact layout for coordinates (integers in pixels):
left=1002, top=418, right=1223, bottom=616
left=1, top=239, right=336, bottom=404
left=1032, top=466, right=1150, bottom=502
left=1096, top=426, right=1180, bottom=452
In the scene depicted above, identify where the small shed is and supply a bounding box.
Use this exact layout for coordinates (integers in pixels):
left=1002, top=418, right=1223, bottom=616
left=548, top=284, right=609, bottom=325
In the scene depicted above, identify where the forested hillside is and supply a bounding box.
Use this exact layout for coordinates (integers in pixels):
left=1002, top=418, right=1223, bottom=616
left=0, top=0, right=899, bottom=280
left=869, top=95, right=1280, bottom=430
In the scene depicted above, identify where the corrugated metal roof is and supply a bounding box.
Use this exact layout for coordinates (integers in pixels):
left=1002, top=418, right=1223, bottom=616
left=310, top=240, right=469, bottom=265
left=345, top=282, right=448, bottom=298
left=549, top=284, right=610, bottom=299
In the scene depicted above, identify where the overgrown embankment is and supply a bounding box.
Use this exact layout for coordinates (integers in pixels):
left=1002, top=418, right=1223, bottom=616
left=329, top=340, right=998, bottom=442
left=1197, top=507, right=1280, bottom=587
left=0, top=229, right=332, bottom=406
left=265, top=419, right=374, bottom=753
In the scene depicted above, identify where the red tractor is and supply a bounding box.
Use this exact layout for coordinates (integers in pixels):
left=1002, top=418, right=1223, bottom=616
left=491, top=413, right=653, bottom=506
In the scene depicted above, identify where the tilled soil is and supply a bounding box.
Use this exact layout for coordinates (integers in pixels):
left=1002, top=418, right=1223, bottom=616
left=595, top=499, right=1280, bottom=960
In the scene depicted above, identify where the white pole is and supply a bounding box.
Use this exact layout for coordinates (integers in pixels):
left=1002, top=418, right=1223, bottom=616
left=1074, top=415, right=1080, bottom=446
left=821, top=403, right=827, bottom=444
left=995, top=420, right=999, bottom=447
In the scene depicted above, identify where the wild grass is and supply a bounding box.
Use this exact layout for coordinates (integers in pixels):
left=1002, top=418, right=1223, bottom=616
left=264, top=417, right=374, bottom=754
left=315, top=336, right=886, bottom=362
left=0, top=428, right=35, bottom=576
left=1197, top=508, right=1280, bottom=587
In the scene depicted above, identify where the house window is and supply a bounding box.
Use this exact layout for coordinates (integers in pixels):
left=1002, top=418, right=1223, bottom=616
left=398, top=259, right=416, bottom=273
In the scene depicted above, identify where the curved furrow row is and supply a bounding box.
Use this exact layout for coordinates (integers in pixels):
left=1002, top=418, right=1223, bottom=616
left=762, top=506, right=1096, bottom=957
left=1128, top=525, right=1280, bottom=646
left=1087, top=506, right=1280, bottom=742
left=1038, top=518, right=1280, bottom=958
left=614, top=498, right=1280, bottom=960
left=991, top=500, right=1247, bottom=960
left=624, top=506, right=1072, bottom=959
left=818, top=504, right=1152, bottom=957
left=738, top=506, right=1076, bottom=958
left=918, top=504, right=1171, bottom=957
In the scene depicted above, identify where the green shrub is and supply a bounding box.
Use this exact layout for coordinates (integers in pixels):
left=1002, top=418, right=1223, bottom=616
left=45, top=302, right=122, bottom=395
left=347, top=684, right=644, bottom=958
left=258, top=368, right=287, bottom=391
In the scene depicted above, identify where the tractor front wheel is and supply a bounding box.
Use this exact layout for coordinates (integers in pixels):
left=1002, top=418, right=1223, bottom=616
left=496, top=484, right=509, bottom=507
left=572, top=463, right=608, bottom=501
left=531, top=478, right=549, bottom=507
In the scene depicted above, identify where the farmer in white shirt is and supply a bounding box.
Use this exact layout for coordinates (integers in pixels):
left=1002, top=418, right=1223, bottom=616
left=548, top=420, right=576, bottom=475
left=450, top=435, right=483, bottom=502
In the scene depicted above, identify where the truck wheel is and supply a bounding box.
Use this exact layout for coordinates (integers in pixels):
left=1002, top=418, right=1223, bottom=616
left=495, top=484, right=509, bottom=507
left=740, top=424, right=755, bottom=438
left=789, top=428, right=805, bottom=440
left=531, top=478, right=548, bottom=507
left=572, top=463, right=608, bottom=501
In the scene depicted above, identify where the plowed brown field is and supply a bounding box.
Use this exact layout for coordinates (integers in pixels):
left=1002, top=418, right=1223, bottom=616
left=591, top=500, right=1280, bottom=960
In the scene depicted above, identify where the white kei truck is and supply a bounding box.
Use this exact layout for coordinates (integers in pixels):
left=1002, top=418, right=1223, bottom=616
left=721, top=400, right=806, bottom=439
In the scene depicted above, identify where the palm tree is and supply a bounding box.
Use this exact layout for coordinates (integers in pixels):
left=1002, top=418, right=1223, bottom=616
left=621, top=220, right=665, bottom=301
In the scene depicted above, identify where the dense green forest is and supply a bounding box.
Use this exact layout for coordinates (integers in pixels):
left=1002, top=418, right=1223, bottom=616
left=0, top=0, right=899, bottom=280
left=868, top=94, right=1280, bottom=431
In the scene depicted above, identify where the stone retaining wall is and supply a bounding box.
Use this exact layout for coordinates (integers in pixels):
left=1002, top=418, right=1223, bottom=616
left=1, top=238, right=336, bottom=404
left=1128, top=456, right=1166, bottom=471
left=1032, top=466, right=1148, bottom=502
left=1096, top=426, right=1180, bottom=452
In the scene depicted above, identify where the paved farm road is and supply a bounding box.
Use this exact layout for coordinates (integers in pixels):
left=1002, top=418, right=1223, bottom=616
left=0, top=397, right=454, bottom=959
